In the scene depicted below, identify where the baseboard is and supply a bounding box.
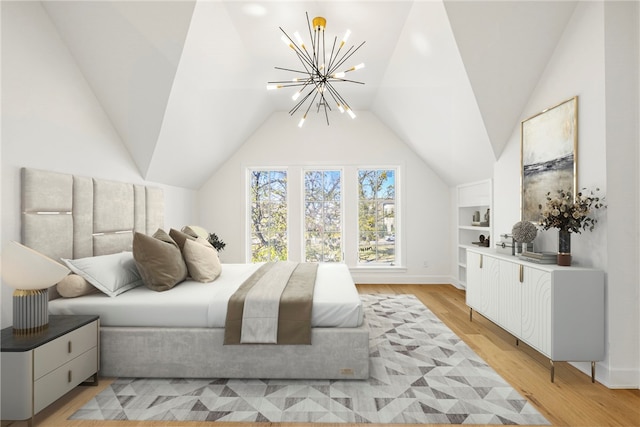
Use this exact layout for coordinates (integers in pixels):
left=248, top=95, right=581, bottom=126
left=350, top=271, right=455, bottom=285
left=572, top=361, right=640, bottom=389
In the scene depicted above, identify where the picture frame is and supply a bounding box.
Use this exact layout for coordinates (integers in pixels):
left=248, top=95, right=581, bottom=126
left=520, top=96, right=578, bottom=222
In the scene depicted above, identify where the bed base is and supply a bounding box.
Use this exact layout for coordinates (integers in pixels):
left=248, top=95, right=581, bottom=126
left=100, top=323, right=370, bottom=380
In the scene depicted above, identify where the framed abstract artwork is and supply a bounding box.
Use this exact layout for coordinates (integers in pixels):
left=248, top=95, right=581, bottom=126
left=520, top=96, right=578, bottom=222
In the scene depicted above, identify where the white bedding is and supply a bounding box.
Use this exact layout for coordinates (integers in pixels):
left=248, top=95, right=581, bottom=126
left=49, top=263, right=363, bottom=328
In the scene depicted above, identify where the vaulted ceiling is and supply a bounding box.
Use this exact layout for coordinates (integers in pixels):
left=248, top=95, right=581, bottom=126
left=41, top=1, right=577, bottom=189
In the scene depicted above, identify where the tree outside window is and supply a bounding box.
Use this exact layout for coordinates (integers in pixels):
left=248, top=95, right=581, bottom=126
left=304, top=170, right=342, bottom=262
left=358, top=169, right=395, bottom=264
left=250, top=170, right=287, bottom=262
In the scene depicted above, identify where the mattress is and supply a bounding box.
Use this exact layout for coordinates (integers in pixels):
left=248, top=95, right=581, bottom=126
left=49, top=263, right=363, bottom=328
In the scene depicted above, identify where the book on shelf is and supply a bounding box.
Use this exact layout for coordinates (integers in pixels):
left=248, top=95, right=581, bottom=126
left=519, top=251, right=556, bottom=264
left=521, top=251, right=556, bottom=260
left=519, top=255, right=557, bottom=264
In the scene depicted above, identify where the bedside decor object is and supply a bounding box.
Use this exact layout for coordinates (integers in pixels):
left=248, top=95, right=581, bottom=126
left=471, top=208, right=489, bottom=227
left=521, top=97, right=578, bottom=223
left=1, top=241, right=70, bottom=335
left=512, top=220, right=537, bottom=254
left=207, top=232, right=226, bottom=252
left=267, top=12, right=366, bottom=127
left=538, top=188, right=606, bottom=266
left=496, top=233, right=515, bottom=255
left=471, top=234, right=490, bottom=247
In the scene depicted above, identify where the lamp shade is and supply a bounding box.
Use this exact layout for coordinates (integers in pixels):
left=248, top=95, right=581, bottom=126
left=2, top=241, right=69, bottom=290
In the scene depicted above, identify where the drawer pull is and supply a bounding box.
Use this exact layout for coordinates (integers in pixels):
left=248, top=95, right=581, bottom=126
left=479, top=254, right=483, bottom=269
left=68, top=340, right=72, bottom=353
left=519, top=265, right=524, bottom=283
left=68, top=370, right=72, bottom=383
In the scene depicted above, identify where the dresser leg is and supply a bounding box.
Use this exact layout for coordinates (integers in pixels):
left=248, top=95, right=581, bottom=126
left=469, top=308, right=473, bottom=322
left=591, top=361, right=596, bottom=383
left=516, top=338, right=519, bottom=346
left=81, top=372, right=99, bottom=386
left=550, top=360, right=555, bottom=383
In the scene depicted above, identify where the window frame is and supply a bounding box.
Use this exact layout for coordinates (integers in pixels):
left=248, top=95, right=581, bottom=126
left=356, top=167, right=400, bottom=267
left=301, top=167, right=345, bottom=263
left=245, top=167, right=289, bottom=263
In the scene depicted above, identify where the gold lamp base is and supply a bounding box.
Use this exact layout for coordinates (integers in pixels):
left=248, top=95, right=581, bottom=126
left=13, top=288, right=49, bottom=336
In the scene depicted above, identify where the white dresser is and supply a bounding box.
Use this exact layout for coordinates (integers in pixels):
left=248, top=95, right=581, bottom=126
left=466, top=248, right=604, bottom=382
left=1, top=315, right=99, bottom=426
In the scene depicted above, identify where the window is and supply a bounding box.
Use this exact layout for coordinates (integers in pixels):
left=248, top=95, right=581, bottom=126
left=249, top=170, right=287, bottom=262
left=358, top=169, right=396, bottom=264
left=304, top=170, right=342, bottom=262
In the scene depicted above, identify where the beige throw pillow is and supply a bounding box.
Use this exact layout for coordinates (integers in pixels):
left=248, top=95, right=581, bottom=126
left=170, top=228, right=221, bottom=282
left=169, top=228, right=194, bottom=250
left=183, top=238, right=222, bottom=282
left=181, top=225, right=209, bottom=240
left=133, top=230, right=188, bottom=292
left=56, top=274, right=99, bottom=298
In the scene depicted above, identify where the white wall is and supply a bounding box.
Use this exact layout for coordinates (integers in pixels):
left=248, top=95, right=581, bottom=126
left=493, top=1, right=639, bottom=388
left=603, top=0, right=640, bottom=389
left=198, top=111, right=452, bottom=284
left=0, top=2, right=197, bottom=328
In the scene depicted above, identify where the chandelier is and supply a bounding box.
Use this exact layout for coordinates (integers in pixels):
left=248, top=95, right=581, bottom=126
left=267, top=13, right=365, bottom=127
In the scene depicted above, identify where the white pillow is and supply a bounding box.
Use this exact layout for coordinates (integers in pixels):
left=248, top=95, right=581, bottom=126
left=61, top=252, right=143, bottom=297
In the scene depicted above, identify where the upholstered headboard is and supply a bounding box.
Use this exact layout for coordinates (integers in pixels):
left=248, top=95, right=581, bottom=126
left=21, top=167, right=164, bottom=265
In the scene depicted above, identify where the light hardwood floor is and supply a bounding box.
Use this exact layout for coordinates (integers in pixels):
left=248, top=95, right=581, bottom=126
left=3, top=284, right=639, bottom=427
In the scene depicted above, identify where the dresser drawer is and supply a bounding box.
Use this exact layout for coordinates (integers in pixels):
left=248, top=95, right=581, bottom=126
left=34, top=320, right=98, bottom=379
left=34, top=346, right=98, bottom=413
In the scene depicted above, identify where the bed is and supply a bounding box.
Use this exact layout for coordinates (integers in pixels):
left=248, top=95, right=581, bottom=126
left=21, top=167, right=370, bottom=379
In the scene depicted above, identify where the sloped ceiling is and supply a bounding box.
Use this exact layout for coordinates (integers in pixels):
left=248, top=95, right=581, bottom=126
left=42, top=0, right=577, bottom=189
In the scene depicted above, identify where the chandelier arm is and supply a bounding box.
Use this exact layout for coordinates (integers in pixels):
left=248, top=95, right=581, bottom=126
left=325, top=36, right=340, bottom=76
left=317, top=92, right=331, bottom=126
left=323, top=82, right=350, bottom=108
left=327, top=77, right=365, bottom=85
left=328, top=41, right=366, bottom=75
left=289, top=87, right=317, bottom=116
left=322, top=82, right=345, bottom=109
left=274, top=66, right=314, bottom=75
left=327, top=45, right=353, bottom=75
left=280, top=27, right=315, bottom=70
left=302, top=90, right=320, bottom=118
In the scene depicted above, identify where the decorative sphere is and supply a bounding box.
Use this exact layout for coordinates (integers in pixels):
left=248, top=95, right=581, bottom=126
left=512, top=221, right=537, bottom=243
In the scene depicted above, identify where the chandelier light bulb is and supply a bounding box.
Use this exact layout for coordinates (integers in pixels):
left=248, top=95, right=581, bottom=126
left=292, top=91, right=301, bottom=101
left=281, top=35, right=293, bottom=49
left=347, top=108, right=356, bottom=119
left=333, top=72, right=346, bottom=78
left=266, top=84, right=281, bottom=90
left=298, top=115, right=306, bottom=128
left=341, top=29, right=351, bottom=47
left=337, top=104, right=345, bottom=113
left=352, top=63, right=365, bottom=71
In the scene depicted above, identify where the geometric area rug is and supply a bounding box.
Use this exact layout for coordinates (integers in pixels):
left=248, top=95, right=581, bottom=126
left=70, top=294, right=549, bottom=425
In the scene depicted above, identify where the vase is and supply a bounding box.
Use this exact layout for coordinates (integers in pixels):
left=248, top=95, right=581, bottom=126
left=557, top=229, right=571, bottom=266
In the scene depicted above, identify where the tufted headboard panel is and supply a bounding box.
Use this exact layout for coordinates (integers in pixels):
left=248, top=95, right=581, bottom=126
left=21, top=167, right=164, bottom=265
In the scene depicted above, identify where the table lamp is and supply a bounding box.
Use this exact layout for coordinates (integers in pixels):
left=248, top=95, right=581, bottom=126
left=1, top=241, right=70, bottom=335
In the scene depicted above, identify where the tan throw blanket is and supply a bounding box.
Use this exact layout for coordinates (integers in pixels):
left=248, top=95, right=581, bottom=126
left=224, top=262, right=318, bottom=345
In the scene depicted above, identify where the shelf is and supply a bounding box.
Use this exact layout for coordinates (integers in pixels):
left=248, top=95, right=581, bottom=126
left=459, top=225, right=490, bottom=231
left=456, top=179, right=492, bottom=288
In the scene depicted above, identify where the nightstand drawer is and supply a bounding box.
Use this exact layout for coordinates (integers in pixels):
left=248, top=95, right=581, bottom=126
left=34, top=320, right=98, bottom=379
left=34, top=346, right=98, bottom=413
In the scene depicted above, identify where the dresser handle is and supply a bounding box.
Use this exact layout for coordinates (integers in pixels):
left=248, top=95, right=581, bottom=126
left=68, top=370, right=72, bottom=383
left=479, top=254, right=483, bottom=269
left=68, top=340, right=72, bottom=353
left=519, top=265, right=524, bottom=283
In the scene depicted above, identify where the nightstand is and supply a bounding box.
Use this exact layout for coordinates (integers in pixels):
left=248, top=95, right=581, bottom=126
left=1, top=315, right=99, bottom=426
